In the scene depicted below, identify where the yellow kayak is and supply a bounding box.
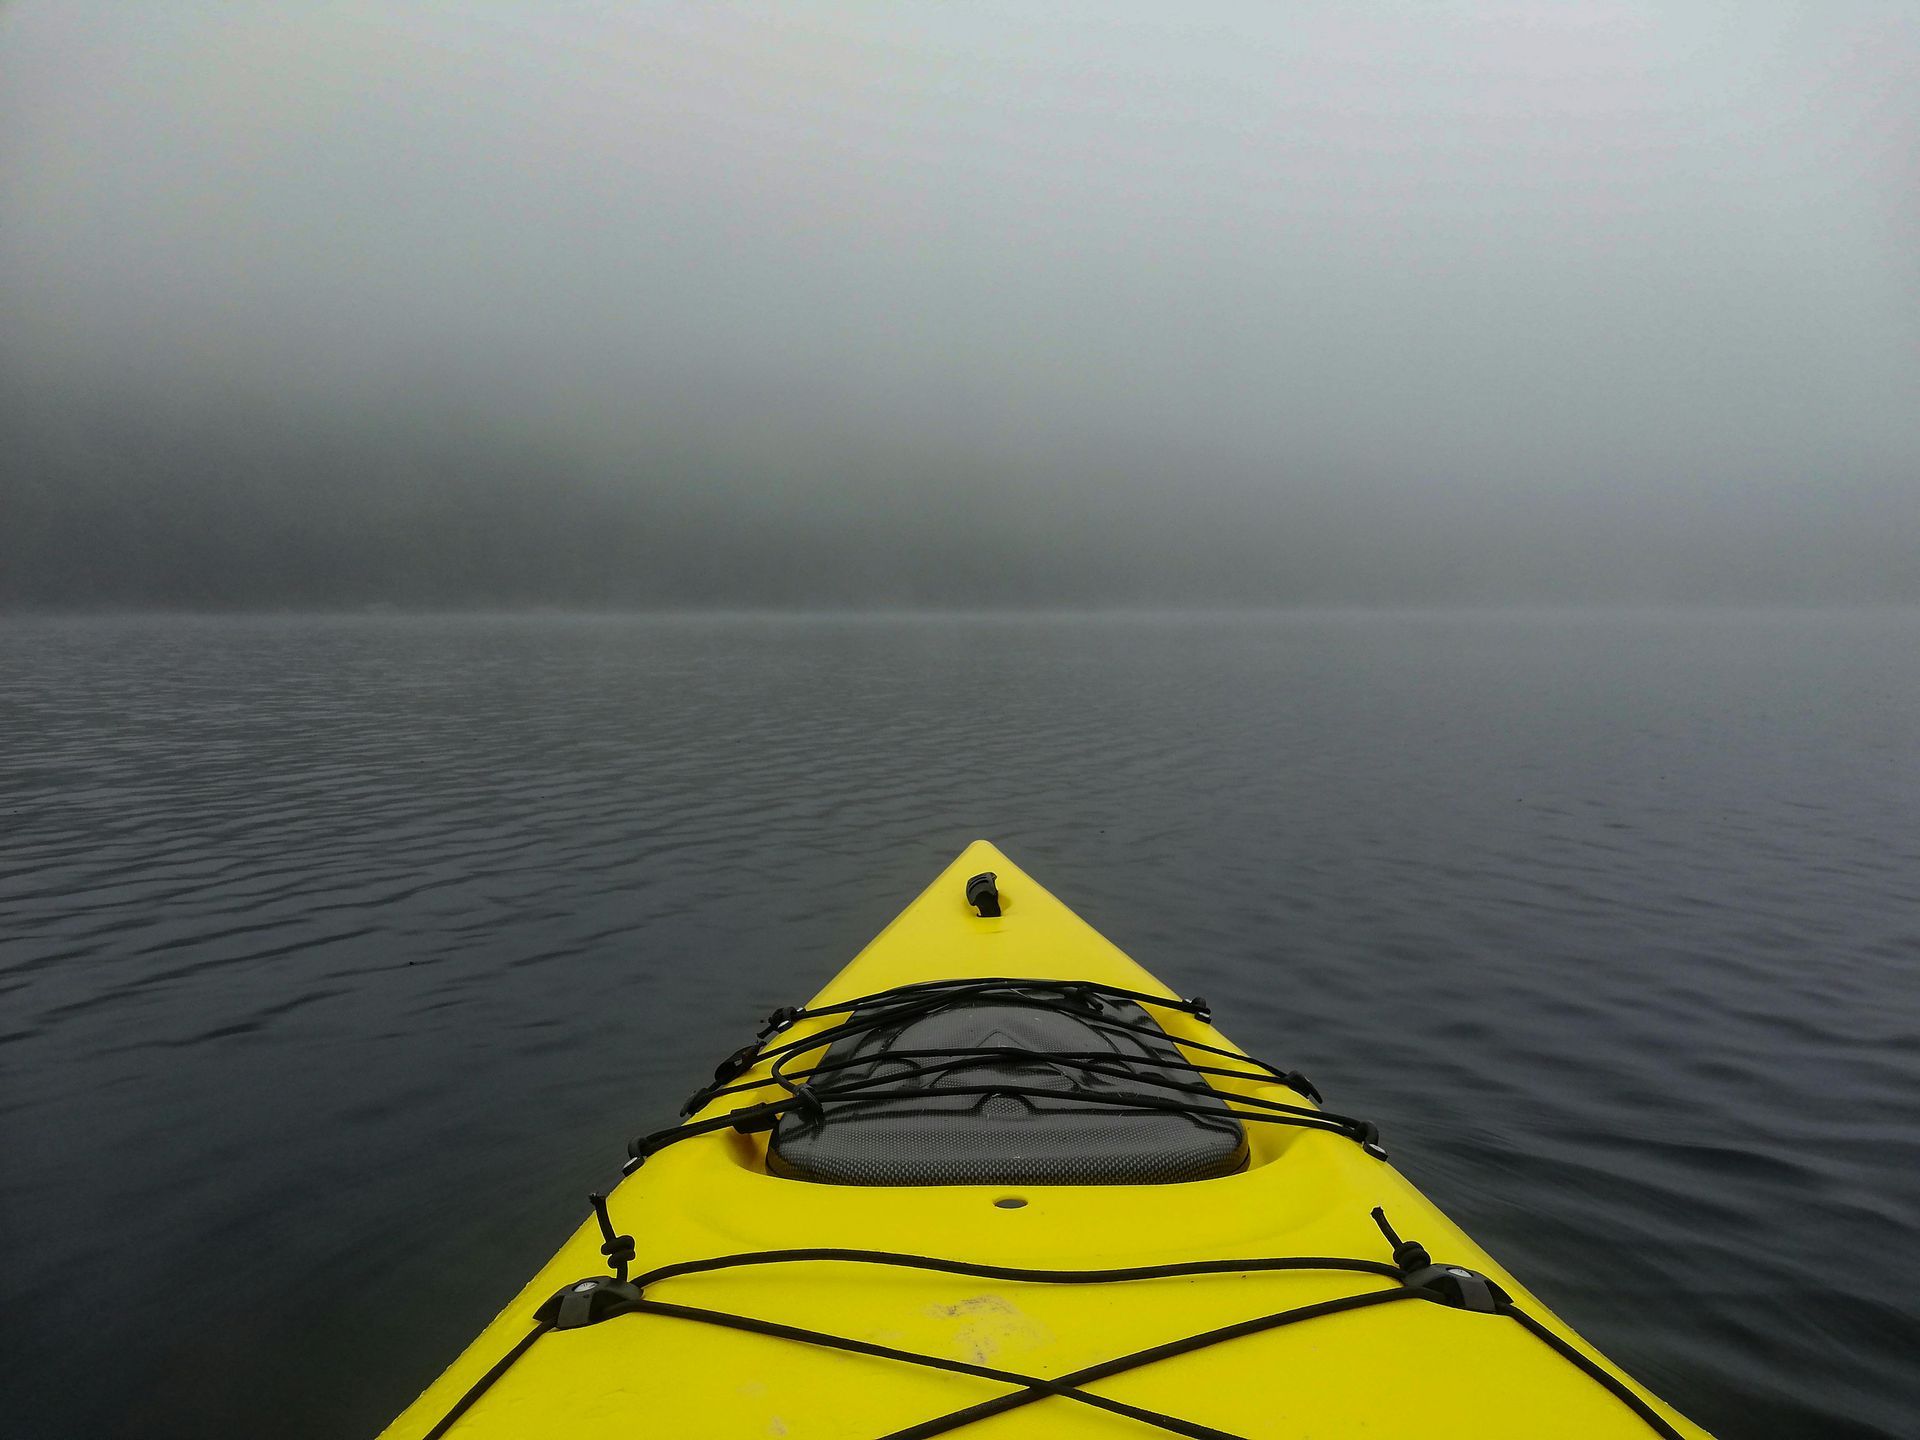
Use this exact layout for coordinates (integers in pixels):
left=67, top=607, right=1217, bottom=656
left=380, top=841, right=1714, bottom=1439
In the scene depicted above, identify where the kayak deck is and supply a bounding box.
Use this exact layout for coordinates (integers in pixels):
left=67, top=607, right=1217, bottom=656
left=379, top=841, right=1713, bottom=1439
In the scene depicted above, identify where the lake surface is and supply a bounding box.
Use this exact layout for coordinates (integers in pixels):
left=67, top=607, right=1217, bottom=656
left=3, top=610, right=1916, bottom=1438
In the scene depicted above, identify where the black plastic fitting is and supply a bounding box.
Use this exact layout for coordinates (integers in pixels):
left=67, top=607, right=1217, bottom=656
left=965, top=871, right=1002, bottom=917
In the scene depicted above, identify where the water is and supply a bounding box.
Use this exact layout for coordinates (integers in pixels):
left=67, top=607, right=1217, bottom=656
left=3, top=610, right=1916, bottom=1439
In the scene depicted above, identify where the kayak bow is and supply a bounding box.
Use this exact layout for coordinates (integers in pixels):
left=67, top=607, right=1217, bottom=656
left=379, top=840, right=1714, bottom=1439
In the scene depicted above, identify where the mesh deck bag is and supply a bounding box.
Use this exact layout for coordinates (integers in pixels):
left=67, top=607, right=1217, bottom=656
left=766, top=990, right=1248, bottom=1186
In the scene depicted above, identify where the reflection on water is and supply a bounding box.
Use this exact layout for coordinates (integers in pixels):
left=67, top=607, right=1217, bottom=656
left=3, top=611, right=1917, bottom=1438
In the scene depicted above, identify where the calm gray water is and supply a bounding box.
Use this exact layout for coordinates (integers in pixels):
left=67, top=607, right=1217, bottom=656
left=3, top=611, right=1917, bottom=1438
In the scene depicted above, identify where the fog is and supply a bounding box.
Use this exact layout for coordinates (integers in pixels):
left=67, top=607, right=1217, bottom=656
left=3, top=2, right=1916, bottom=608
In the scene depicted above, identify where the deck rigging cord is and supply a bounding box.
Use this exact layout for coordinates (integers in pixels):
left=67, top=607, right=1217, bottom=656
left=420, top=1206, right=1684, bottom=1440
left=631, top=977, right=1378, bottom=1171
left=420, top=978, right=1686, bottom=1439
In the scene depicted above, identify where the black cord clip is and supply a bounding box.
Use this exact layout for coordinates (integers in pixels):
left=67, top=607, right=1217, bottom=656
left=788, top=1081, right=826, bottom=1125
left=537, top=1275, right=643, bottom=1330
left=722, top=1103, right=780, bottom=1136
left=1400, top=1261, right=1506, bottom=1313
left=1185, top=995, right=1211, bottom=1022
left=712, top=1042, right=762, bottom=1086
left=1371, top=1206, right=1508, bottom=1313
left=1281, top=1069, right=1323, bottom=1104
left=757, top=1005, right=801, bottom=1039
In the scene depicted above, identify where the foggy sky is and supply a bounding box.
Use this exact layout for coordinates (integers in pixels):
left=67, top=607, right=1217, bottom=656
left=3, top=1, right=1917, bottom=608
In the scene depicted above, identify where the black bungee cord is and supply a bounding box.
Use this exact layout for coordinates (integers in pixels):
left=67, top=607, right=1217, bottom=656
left=418, top=978, right=1688, bottom=1440
left=640, top=977, right=1369, bottom=1173
left=422, top=1202, right=1686, bottom=1440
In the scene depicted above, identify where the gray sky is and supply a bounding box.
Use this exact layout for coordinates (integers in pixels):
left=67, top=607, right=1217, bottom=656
left=3, top=1, right=1916, bottom=607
